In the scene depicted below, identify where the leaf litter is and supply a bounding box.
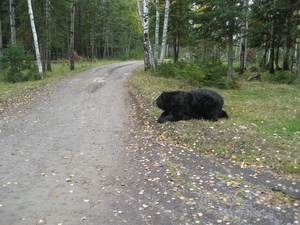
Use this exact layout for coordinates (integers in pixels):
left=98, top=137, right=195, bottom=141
left=119, top=81, right=300, bottom=224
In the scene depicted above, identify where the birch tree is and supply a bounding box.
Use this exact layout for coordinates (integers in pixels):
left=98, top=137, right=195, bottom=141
left=70, top=2, right=75, bottom=70
left=160, top=0, right=170, bottom=63
left=28, top=0, right=43, bottom=79
left=142, top=0, right=150, bottom=70
left=9, top=0, right=16, bottom=44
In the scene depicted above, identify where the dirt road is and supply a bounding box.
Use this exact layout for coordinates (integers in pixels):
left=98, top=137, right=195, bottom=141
left=0, top=61, right=143, bottom=224
left=0, top=61, right=299, bottom=225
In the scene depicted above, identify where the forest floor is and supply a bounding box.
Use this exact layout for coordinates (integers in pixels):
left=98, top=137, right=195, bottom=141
left=0, top=61, right=299, bottom=225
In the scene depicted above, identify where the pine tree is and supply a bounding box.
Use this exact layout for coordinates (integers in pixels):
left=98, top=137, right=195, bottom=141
left=193, top=0, right=244, bottom=76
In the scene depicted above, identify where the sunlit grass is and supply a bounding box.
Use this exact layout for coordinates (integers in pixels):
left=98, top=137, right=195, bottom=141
left=129, top=70, right=300, bottom=174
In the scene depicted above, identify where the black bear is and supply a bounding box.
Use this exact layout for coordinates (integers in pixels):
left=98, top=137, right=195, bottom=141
left=154, top=89, right=228, bottom=123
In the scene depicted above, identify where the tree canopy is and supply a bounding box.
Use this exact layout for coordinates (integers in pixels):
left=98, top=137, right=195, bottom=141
left=0, top=0, right=299, bottom=80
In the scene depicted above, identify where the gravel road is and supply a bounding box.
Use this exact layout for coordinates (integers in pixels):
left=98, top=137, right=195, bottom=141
left=0, top=61, right=144, bottom=224
left=0, top=61, right=299, bottom=225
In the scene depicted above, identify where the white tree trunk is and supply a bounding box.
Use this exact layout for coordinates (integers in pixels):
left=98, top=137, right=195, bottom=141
left=160, top=0, right=170, bottom=63
left=70, top=2, right=75, bottom=70
left=137, top=0, right=153, bottom=69
left=9, top=0, right=16, bottom=44
left=154, top=0, right=160, bottom=68
left=143, top=0, right=150, bottom=70
left=28, top=0, right=43, bottom=79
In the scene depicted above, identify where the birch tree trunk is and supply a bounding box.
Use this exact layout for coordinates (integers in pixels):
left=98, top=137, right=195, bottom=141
left=154, top=0, right=160, bottom=68
left=160, top=0, right=170, bottom=63
left=70, top=2, right=75, bottom=70
left=9, top=0, right=16, bottom=44
left=143, top=0, right=151, bottom=70
left=28, top=0, right=43, bottom=79
left=137, top=0, right=153, bottom=69
left=45, top=0, right=52, bottom=72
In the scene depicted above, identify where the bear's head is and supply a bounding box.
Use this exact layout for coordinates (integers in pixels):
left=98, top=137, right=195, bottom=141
left=155, top=91, right=182, bottom=111
left=155, top=92, right=172, bottom=111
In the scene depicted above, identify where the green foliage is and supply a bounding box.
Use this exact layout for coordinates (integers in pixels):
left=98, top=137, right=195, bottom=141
left=202, top=64, right=227, bottom=87
left=0, top=44, right=39, bottom=83
left=197, top=55, right=238, bottom=89
left=267, top=71, right=297, bottom=84
left=154, top=61, right=177, bottom=78
left=129, top=49, right=144, bottom=60
left=177, top=60, right=205, bottom=85
left=154, top=59, right=238, bottom=89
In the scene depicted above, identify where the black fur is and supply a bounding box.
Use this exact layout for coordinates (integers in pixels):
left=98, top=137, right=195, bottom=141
left=154, top=89, right=228, bottom=123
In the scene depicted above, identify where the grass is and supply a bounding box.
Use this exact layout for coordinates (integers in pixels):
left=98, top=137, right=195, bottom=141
left=128, top=69, right=300, bottom=174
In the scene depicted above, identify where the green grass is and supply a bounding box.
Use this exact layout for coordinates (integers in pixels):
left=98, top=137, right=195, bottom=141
left=129, top=69, right=300, bottom=174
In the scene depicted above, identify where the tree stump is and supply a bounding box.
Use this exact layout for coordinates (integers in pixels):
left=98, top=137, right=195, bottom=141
left=246, top=72, right=261, bottom=81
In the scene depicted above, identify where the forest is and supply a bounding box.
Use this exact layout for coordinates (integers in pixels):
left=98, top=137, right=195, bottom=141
left=0, top=0, right=299, bottom=84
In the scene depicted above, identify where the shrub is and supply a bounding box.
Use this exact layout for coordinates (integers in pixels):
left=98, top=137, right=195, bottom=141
left=0, top=43, right=39, bottom=83
left=153, top=58, right=238, bottom=89
left=154, top=61, right=177, bottom=78
left=267, top=70, right=297, bottom=84
left=177, top=60, right=205, bottom=85
left=202, top=65, right=225, bottom=86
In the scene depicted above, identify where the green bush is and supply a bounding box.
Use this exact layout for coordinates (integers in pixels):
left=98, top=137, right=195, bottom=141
left=154, top=61, right=176, bottom=78
left=202, top=65, right=226, bottom=87
left=154, top=58, right=238, bottom=89
left=267, top=70, right=297, bottom=84
left=177, top=60, right=205, bottom=85
left=0, top=43, right=39, bottom=83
